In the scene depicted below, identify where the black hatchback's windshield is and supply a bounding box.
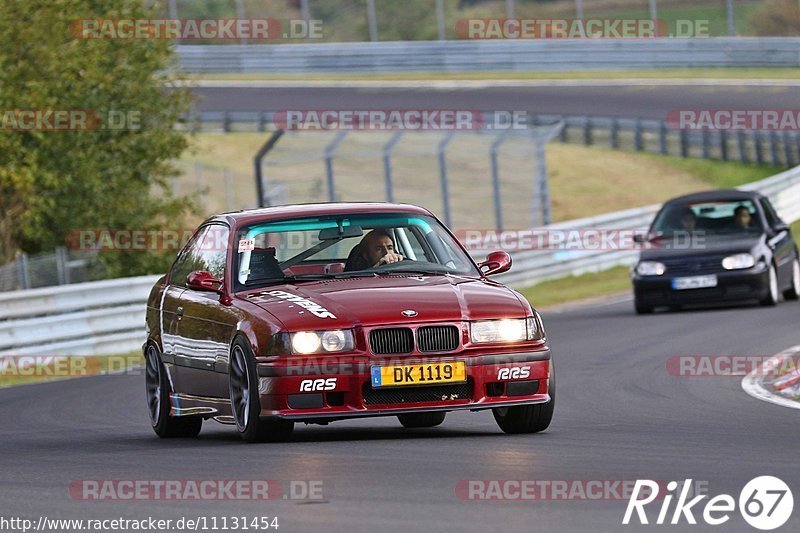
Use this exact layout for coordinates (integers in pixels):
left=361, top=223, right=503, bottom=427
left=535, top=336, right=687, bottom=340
left=233, top=212, right=479, bottom=291
left=651, top=200, right=762, bottom=237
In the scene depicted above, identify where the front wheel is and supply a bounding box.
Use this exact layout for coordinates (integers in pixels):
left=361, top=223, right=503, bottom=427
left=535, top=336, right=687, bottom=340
left=145, top=343, right=202, bottom=438
left=634, top=297, right=653, bottom=315
left=229, top=338, right=294, bottom=443
left=493, top=365, right=555, bottom=434
left=398, top=412, right=446, bottom=428
left=783, top=257, right=800, bottom=301
left=760, top=264, right=780, bottom=306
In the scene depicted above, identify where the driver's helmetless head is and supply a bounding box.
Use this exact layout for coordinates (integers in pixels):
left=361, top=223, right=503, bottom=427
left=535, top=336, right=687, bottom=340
left=361, top=229, right=395, bottom=266
left=734, top=206, right=751, bottom=228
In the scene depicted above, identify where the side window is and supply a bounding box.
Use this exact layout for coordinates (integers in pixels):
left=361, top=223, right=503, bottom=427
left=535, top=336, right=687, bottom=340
left=170, top=227, right=208, bottom=288
left=170, top=225, right=230, bottom=287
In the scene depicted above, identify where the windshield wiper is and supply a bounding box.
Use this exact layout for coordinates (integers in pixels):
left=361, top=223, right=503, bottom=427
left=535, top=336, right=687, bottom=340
left=245, top=274, right=329, bottom=287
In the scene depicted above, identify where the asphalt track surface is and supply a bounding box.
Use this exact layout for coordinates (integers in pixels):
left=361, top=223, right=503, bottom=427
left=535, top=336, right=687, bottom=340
left=3, top=296, right=800, bottom=532
left=193, top=82, right=800, bottom=119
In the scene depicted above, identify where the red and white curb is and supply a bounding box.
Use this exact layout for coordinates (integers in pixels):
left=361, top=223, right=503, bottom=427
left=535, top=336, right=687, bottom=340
left=742, top=345, right=800, bottom=410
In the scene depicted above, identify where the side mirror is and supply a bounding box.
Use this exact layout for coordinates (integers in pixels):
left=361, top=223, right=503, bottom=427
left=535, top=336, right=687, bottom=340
left=478, top=251, right=512, bottom=276
left=633, top=234, right=646, bottom=244
left=773, top=222, right=789, bottom=234
left=187, top=270, right=224, bottom=294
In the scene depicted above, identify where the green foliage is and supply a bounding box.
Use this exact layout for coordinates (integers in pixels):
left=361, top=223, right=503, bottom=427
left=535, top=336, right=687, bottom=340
left=749, top=0, right=800, bottom=36
left=0, top=0, right=196, bottom=277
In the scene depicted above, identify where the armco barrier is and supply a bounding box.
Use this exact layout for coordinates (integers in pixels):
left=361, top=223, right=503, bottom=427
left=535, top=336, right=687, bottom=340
left=1, top=166, right=799, bottom=356
left=174, top=38, right=800, bottom=73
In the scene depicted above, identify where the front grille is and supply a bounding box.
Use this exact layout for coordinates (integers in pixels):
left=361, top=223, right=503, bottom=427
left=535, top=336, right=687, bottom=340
left=663, top=257, right=724, bottom=275
left=417, top=325, right=459, bottom=352
left=363, top=381, right=473, bottom=405
left=369, top=327, right=414, bottom=355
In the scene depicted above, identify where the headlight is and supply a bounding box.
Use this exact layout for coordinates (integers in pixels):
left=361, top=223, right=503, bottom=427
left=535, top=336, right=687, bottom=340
left=722, top=253, right=755, bottom=270
left=290, top=330, right=354, bottom=354
left=636, top=261, right=666, bottom=276
left=471, top=318, right=541, bottom=344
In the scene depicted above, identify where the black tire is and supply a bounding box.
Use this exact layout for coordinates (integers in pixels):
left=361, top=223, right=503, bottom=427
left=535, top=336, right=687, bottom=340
left=760, top=264, right=780, bottom=306
left=397, top=412, right=446, bottom=428
left=634, top=297, right=653, bottom=315
left=783, top=257, right=800, bottom=301
left=493, top=364, right=555, bottom=434
left=145, top=343, right=202, bottom=438
left=229, top=337, right=294, bottom=443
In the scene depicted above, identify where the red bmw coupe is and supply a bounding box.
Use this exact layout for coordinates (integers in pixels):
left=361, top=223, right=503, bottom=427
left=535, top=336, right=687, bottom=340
left=144, top=203, right=554, bottom=442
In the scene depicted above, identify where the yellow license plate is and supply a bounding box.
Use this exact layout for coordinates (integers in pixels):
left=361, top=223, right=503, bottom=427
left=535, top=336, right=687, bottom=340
left=370, top=361, right=466, bottom=388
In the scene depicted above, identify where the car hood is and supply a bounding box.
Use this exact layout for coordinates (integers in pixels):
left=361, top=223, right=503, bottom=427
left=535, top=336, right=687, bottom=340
left=639, top=233, right=764, bottom=261
left=238, top=274, right=528, bottom=329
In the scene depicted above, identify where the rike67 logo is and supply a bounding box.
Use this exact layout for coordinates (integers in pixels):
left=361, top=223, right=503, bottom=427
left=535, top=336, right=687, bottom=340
left=623, top=476, right=793, bottom=530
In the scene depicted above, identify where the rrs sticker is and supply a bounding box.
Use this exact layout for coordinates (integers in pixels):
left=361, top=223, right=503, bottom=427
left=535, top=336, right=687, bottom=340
left=497, top=366, right=531, bottom=380
left=300, top=378, right=337, bottom=392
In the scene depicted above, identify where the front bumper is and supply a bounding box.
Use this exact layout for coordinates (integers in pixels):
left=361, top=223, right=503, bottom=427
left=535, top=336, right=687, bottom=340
left=254, top=349, right=552, bottom=421
left=632, top=264, right=770, bottom=306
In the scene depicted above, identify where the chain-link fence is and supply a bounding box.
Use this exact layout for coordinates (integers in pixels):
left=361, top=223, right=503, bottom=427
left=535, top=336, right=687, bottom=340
left=0, top=248, right=100, bottom=293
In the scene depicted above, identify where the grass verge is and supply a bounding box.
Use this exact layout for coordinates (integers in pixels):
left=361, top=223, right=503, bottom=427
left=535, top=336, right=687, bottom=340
left=517, top=266, right=631, bottom=309
left=0, top=352, right=142, bottom=388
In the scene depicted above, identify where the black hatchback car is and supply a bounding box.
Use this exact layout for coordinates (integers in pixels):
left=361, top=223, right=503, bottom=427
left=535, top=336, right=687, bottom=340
left=632, top=190, right=800, bottom=313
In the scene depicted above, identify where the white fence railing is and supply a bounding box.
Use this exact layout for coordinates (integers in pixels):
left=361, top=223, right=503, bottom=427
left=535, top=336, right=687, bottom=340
left=2, top=165, right=799, bottom=357
left=175, top=38, right=800, bottom=73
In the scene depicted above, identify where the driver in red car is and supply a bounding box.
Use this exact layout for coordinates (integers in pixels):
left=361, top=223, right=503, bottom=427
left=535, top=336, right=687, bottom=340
left=345, top=229, right=404, bottom=271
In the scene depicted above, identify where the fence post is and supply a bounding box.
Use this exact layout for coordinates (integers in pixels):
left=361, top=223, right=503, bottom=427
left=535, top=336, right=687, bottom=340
left=490, top=131, right=511, bottom=231
left=253, top=130, right=284, bottom=207
left=366, top=0, right=378, bottom=42
left=719, top=130, right=728, bottom=161
left=55, top=246, right=68, bottom=285
left=610, top=118, right=619, bottom=149
left=769, top=131, right=780, bottom=166
left=223, top=111, right=231, bottom=133
left=680, top=130, right=688, bottom=158
left=783, top=131, right=794, bottom=167
left=634, top=118, right=644, bottom=152
left=324, top=132, right=348, bottom=202
left=754, top=132, right=764, bottom=165
left=438, top=132, right=456, bottom=227
left=436, top=0, right=446, bottom=40
left=559, top=118, right=568, bottom=143
left=659, top=120, right=667, bottom=154
left=16, top=252, right=30, bottom=290
left=382, top=132, right=404, bottom=203
left=582, top=116, right=592, bottom=145
left=701, top=130, right=710, bottom=159
left=533, top=121, right=564, bottom=227
left=737, top=131, right=748, bottom=163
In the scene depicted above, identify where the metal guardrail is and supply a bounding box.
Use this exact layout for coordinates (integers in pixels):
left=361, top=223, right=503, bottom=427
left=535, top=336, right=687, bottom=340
left=175, top=38, right=800, bottom=73
left=0, top=275, right=159, bottom=356
left=2, top=165, right=799, bottom=357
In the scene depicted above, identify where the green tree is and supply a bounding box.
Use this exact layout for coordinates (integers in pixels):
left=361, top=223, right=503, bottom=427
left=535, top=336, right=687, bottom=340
left=0, top=0, right=196, bottom=278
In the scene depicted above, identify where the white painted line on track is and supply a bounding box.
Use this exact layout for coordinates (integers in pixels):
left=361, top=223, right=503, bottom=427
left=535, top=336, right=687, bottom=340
left=742, top=345, right=800, bottom=410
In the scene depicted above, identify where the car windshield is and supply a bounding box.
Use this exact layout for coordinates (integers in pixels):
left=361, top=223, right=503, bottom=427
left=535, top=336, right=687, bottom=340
left=650, top=199, right=762, bottom=237
left=233, top=212, right=479, bottom=291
